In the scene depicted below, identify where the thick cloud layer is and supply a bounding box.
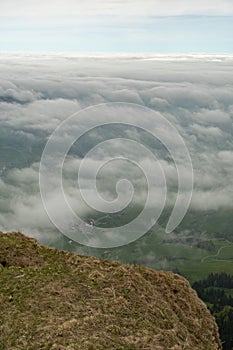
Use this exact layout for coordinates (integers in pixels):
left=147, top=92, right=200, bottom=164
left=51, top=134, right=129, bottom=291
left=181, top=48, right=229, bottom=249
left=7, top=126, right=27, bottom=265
left=0, top=53, right=233, bottom=244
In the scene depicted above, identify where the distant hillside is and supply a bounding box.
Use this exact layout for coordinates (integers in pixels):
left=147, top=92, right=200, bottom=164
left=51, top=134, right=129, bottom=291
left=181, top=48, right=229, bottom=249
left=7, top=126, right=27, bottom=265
left=0, top=232, right=222, bottom=350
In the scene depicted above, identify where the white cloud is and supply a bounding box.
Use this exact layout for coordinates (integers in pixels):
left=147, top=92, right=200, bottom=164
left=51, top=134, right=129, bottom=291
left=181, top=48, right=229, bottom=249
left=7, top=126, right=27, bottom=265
left=0, top=53, right=233, bottom=239
left=194, top=109, right=231, bottom=125
left=192, top=189, right=233, bottom=211
left=190, top=124, right=223, bottom=138
left=1, top=0, right=233, bottom=17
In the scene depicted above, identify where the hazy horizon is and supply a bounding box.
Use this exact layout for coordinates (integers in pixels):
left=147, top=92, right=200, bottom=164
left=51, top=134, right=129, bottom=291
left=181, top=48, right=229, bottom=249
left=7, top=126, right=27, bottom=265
left=1, top=0, right=233, bottom=53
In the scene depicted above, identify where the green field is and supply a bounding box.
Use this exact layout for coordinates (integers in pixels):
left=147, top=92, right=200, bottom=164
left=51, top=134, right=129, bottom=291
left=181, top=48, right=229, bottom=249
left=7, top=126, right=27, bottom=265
left=57, top=209, right=233, bottom=284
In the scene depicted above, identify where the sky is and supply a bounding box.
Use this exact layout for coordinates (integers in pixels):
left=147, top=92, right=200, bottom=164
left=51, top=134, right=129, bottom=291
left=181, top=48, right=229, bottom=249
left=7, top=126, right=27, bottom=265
left=0, top=0, right=233, bottom=52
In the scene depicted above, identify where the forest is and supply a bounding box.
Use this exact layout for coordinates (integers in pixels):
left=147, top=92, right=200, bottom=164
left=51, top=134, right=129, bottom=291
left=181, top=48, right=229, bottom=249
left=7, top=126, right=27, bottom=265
left=193, top=273, right=233, bottom=350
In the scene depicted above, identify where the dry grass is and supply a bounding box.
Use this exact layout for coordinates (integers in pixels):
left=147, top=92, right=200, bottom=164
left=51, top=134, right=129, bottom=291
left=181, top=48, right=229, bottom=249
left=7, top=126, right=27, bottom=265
left=0, top=232, right=222, bottom=350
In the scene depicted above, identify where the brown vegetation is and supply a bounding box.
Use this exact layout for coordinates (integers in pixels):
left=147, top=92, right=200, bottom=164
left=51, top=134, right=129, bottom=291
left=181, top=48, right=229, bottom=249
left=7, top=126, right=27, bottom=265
left=0, top=232, right=222, bottom=350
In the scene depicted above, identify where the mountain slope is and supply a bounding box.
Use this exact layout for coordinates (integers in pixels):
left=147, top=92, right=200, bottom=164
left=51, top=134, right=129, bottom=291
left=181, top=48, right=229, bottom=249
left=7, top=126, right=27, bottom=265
left=0, top=232, right=222, bottom=350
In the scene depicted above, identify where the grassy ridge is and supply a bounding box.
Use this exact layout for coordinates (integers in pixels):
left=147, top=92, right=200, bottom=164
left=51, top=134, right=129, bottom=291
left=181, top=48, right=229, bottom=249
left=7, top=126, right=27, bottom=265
left=0, top=232, right=222, bottom=350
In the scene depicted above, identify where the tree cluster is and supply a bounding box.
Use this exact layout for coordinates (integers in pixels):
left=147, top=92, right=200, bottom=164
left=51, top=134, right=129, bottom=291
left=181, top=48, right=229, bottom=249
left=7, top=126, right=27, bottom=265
left=193, top=273, right=233, bottom=350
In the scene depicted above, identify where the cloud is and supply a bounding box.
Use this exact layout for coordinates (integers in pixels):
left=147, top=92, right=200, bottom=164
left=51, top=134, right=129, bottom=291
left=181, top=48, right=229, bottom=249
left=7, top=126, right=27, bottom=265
left=190, top=124, right=223, bottom=138
left=1, top=98, right=81, bottom=132
left=0, top=81, right=40, bottom=104
left=1, top=0, right=233, bottom=17
left=0, top=164, right=50, bottom=232
left=0, top=53, right=233, bottom=241
left=194, top=109, right=231, bottom=125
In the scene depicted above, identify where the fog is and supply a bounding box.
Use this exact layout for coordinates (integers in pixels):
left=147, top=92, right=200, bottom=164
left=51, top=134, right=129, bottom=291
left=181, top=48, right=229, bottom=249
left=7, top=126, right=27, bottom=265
left=0, top=53, right=232, bottom=247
